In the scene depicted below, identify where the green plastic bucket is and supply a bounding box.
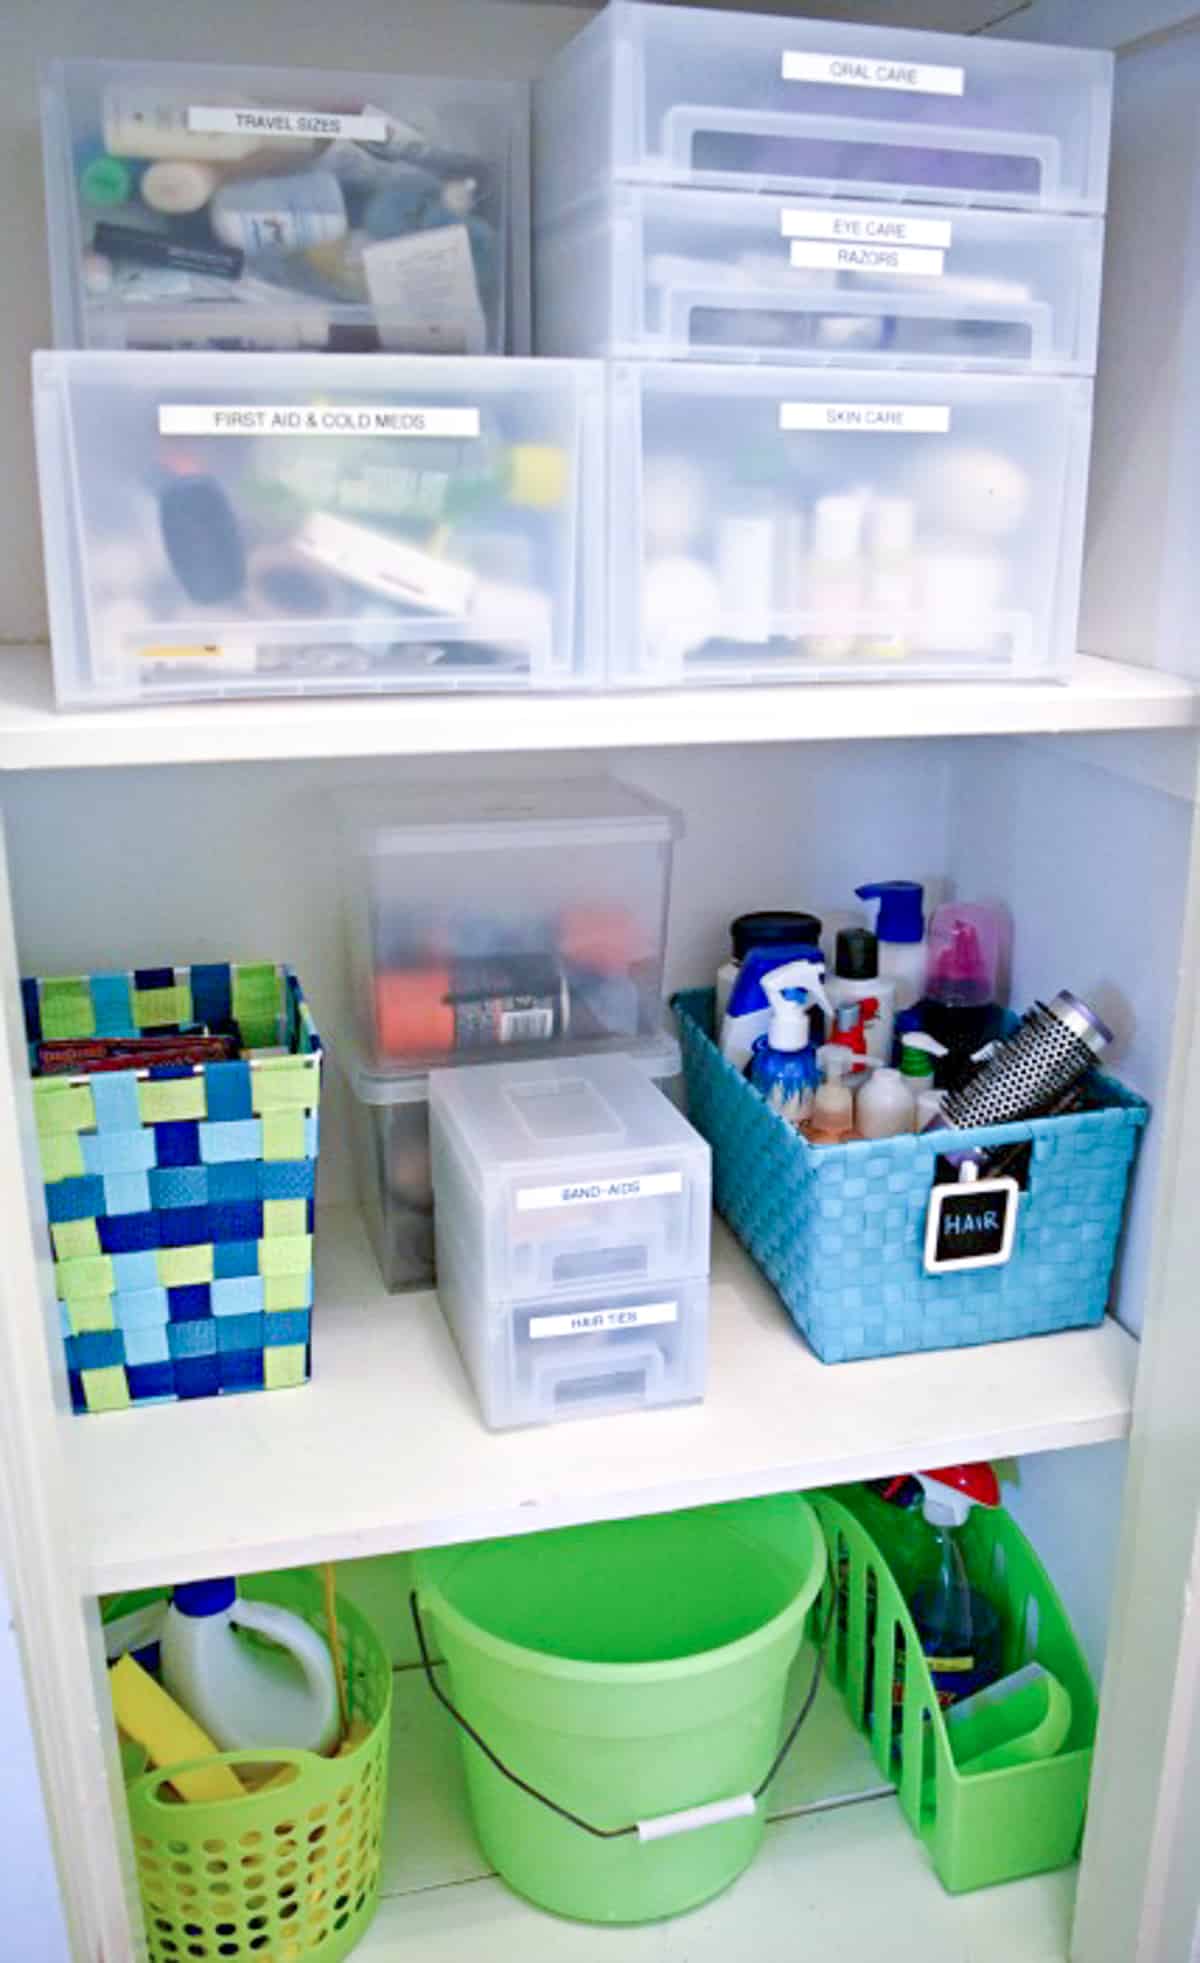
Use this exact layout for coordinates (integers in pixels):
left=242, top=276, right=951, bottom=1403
left=413, top=1494, right=826, bottom=1924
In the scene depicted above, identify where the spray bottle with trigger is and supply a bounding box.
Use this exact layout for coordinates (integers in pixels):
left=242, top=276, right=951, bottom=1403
left=747, top=959, right=833, bottom=1131
left=910, top=1464, right=1005, bottom=1710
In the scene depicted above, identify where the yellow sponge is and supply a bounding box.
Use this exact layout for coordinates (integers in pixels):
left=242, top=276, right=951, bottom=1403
left=110, top=1655, right=245, bottom=1803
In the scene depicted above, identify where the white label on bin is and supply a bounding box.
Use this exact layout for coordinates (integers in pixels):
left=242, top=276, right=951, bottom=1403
left=529, top=1300, right=679, bottom=1340
left=789, top=240, right=945, bottom=277
left=780, top=210, right=953, bottom=250
left=187, top=104, right=389, bottom=142
left=780, top=402, right=951, bottom=434
left=157, top=405, right=481, bottom=438
left=782, top=51, right=965, bottom=96
left=515, top=1171, right=684, bottom=1213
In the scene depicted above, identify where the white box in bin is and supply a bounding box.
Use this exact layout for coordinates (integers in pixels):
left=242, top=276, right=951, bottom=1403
left=533, top=2, right=1113, bottom=223
left=536, top=185, right=1104, bottom=376
left=338, top=778, right=680, bottom=1073
left=33, top=350, right=605, bottom=707
left=435, top=1216, right=709, bottom=1430
left=42, top=57, right=530, bottom=356
left=429, top=1050, right=711, bottom=1306
left=608, top=362, right=1093, bottom=687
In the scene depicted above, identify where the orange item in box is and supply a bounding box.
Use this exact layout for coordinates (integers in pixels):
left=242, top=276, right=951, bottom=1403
left=558, top=906, right=639, bottom=977
left=375, top=970, right=455, bottom=1058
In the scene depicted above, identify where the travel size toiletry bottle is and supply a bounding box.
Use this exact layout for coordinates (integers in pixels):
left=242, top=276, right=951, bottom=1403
left=827, top=926, right=894, bottom=1064
left=747, top=960, right=833, bottom=1130
left=856, top=881, right=927, bottom=1012
left=855, top=1064, right=915, bottom=1140
left=805, top=1045, right=856, bottom=1145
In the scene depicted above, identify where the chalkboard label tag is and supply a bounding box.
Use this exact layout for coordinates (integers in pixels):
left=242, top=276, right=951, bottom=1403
left=924, top=1175, right=1019, bottom=1274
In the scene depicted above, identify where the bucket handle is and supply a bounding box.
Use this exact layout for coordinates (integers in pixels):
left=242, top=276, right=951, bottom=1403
left=409, top=1589, right=833, bottom=1844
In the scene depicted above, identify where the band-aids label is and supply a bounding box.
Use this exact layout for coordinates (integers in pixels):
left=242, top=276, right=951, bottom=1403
left=516, top=1171, right=684, bottom=1212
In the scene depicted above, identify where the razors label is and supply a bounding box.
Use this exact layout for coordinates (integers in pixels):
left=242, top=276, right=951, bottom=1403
left=788, top=241, right=945, bottom=277
left=780, top=402, right=951, bottom=434
left=780, top=210, right=953, bottom=249
left=187, top=105, right=389, bottom=141
left=157, top=405, right=481, bottom=438
left=782, top=51, right=965, bottom=96
left=529, top=1301, right=679, bottom=1340
left=516, top=1171, right=684, bottom=1213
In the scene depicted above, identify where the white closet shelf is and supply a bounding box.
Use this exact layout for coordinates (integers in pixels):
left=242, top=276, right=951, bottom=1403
left=356, top=1658, right=1077, bottom=1963
left=0, top=645, right=1194, bottom=770
left=70, top=1208, right=1138, bottom=1595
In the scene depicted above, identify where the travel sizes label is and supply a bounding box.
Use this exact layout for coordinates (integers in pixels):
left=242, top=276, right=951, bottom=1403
left=515, top=1170, right=684, bottom=1213
left=157, top=405, right=481, bottom=438
left=782, top=50, right=965, bottom=96
left=529, top=1300, right=679, bottom=1340
left=187, top=104, right=389, bottom=141
left=780, top=209, right=954, bottom=250
left=924, top=1176, right=1020, bottom=1274
left=789, top=240, right=945, bottom=277
left=780, top=402, right=951, bottom=434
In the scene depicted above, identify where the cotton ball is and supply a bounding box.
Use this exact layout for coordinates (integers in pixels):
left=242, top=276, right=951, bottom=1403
left=644, top=555, right=720, bottom=659
left=642, top=455, right=708, bottom=553
left=914, top=447, right=1031, bottom=537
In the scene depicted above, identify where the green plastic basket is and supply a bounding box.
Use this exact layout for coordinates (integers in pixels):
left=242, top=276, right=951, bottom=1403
left=810, top=1486, right=1097, bottom=1893
left=118, top=1569, right=393, bottom=1963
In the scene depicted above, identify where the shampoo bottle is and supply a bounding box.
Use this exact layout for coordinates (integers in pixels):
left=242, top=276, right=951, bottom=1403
left=856, top=881, right=927, bottom=1013
left=747, top=960, right=833, bottom=1130
left=160, top=1577, right=340, bottom=1756
left=827, top=926, right=894, bottom=1063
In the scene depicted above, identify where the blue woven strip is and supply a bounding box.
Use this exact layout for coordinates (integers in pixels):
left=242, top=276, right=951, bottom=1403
left=91, top=1072, right=141, bottom=1133
left=191, top=964, right=233, bottom=1031
left=90, top=974, right=135, bottom=1038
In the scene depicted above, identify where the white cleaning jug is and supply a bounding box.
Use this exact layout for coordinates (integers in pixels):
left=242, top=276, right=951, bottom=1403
left=160, top=1578, right=340, bottom=1755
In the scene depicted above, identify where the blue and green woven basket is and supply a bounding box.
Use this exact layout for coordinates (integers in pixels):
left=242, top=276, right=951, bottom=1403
left=674, top=989, right=1147, bottom=1364
left=25, top=962, right=322, bottom=1415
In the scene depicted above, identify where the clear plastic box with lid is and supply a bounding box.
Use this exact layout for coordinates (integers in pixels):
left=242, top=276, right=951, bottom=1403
left=536, top=185, right=1104, bottom=375
left=337, top=777, right=681, bottom=1073
left=42, top=56, right=529, bottom=355
left=534, top=3, right=1113, bottom=223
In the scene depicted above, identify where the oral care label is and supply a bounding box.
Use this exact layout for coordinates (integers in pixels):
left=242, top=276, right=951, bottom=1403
left=782, top=51, right=965, bottom=96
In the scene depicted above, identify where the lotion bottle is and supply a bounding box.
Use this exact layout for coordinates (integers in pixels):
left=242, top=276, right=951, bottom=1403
left=856, top=881, right=927, bottom=1013
left=856, top=1064, right=916, bottom=1140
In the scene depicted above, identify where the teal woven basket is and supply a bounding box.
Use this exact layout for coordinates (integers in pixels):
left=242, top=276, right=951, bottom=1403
left=674, top=989, right=1147, bottom=1364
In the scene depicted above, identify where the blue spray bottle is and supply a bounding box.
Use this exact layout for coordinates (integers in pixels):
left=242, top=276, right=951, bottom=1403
left=748, top=960, right=833, bottom=1130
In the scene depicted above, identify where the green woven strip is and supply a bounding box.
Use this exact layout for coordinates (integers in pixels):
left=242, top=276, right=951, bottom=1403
left=39, top=977, right=96, bottom=1041
left=57, top=1254, right=116, bottom=1303
left=34, top=1081, right=96, bottom=1136
left=263, top=1199, right=307, bottom=1241
left=66, top=1294, right=116, bottom=1336
left=233, top=963, right=284, bottom=1049
left=259, top=1234, right=312, bottom=1278
left=252, top=1059, right=320, bottom=1115
left=138, top=1076, right=206, bottom=1125
left=264, top=1273, right=311, bottom=1312
left=265, top=1345, right=308, bottom=1390
left=82, top=1367, right=130, bottom=1413
left=133, top=981, right=192, bottom=1030
left=261, top=1111, right=306, bottom=1162
left=157, top=1245, right=214, bottom=1288
left=52, top=1219, right=102, bottom=1261
left=40, top=1133, right=86, bottom=1183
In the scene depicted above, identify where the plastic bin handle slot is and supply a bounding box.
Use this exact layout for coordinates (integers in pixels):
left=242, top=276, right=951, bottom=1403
left=635, top=1795, right=757, bottom=1842
left=409, top=1588, right=834, bottom=1842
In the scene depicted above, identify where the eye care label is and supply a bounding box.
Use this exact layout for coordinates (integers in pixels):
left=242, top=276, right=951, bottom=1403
left=516, top=1171, right=684, bottom=1212
left=780, top=210, right=954, bottom=250
left=782, top=51, right=965, bottom=97
left=188, top=105, right=389, bottom=142
left=529, top=1300, right=679, bottom=1339
left=789, top=240, right=945, bottom=276
left=157, top=405, right=481, bottom=438
left=780, top=403, right=951, bottom=434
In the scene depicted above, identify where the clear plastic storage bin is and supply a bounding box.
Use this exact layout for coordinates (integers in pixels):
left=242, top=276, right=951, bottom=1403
left=429, top=1050, right=710, bottom=1304
left=42, top=57, right=530, bottom=355
left=608, top=362, right=1092, bottom=686
left=533, top=3, right=1113, bottom=222
left=348, top=1033, right=681, bottom=1292
left=33, top=350, right=605, bottom=706
left=536, top=186, right=1104, bottom=374
left=338, top=778, right=681, bottom=1073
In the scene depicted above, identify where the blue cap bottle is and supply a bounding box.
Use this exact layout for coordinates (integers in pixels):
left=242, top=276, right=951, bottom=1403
left=855, top=881, right=927, bottom=1014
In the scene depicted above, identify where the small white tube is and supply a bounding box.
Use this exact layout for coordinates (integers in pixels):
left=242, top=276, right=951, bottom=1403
left=635, top=1794, right=756, bottom=1843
